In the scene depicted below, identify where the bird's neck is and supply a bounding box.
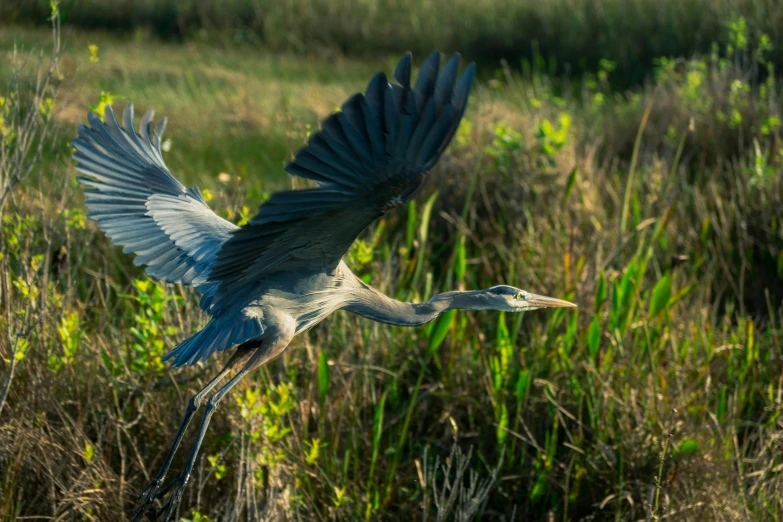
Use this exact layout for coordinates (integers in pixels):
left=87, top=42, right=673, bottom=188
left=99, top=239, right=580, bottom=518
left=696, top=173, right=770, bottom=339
left=343, top=283, right=486, bottom=327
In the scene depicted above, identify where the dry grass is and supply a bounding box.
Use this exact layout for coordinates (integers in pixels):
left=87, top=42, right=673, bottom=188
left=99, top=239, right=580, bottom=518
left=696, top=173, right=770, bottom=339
left=1, top=18, right=782, bottom=522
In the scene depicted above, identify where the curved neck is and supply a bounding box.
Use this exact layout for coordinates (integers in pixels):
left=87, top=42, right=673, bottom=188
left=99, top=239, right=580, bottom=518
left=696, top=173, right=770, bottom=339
left=343, top=286, right=486, bottom=327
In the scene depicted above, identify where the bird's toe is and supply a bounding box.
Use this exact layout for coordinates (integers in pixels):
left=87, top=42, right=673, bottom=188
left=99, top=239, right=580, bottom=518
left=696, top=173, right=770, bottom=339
left=133, top=478, right=163, bottom=520
left=155, top=482, right=185, bottom=522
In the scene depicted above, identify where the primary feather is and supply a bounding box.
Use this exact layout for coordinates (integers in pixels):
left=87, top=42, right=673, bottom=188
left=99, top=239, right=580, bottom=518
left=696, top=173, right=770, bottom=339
left=73, top=105, right=238, bottom=297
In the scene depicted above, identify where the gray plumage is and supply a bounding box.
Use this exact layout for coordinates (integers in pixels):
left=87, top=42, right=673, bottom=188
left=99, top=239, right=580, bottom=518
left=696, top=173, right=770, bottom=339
left=72, top=51, right=574, bottom=521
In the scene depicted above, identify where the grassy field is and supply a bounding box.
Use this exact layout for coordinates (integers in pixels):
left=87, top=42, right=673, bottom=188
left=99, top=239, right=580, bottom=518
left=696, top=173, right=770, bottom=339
left=1, top=10, right=783, bottom=522
left=4, top=0, right=783, bottom=90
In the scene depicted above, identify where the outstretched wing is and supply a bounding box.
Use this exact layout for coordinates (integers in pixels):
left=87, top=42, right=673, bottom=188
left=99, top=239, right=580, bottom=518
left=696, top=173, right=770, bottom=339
left=207, top=51, right=475, bottom=313
left=73, top=104, right=238, bottom=299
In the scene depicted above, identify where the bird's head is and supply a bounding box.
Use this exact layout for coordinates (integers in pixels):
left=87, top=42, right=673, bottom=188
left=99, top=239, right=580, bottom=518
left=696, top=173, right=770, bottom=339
left=476, top=285, right=577, bottom=312
left=428, top=285, right=576, bottom=313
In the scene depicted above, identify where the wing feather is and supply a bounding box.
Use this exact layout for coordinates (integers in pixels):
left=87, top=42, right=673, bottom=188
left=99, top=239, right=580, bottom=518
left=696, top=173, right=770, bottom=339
left=73, top=104, right=239, bottom=299
left=206, top=51, right=475, bottom=314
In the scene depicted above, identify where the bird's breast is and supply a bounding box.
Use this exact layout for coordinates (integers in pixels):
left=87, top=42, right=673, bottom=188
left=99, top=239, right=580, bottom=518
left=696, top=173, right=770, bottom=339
left=251, top=271, right=348, bottom=336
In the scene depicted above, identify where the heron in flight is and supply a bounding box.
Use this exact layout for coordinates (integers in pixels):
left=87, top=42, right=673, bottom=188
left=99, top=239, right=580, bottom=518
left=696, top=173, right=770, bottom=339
left=72, top=51, right=575, bottom=520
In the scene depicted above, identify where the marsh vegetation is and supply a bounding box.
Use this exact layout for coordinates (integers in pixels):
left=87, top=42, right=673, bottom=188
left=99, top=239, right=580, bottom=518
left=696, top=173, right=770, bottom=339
left=1, top=3, right=782, bottom=520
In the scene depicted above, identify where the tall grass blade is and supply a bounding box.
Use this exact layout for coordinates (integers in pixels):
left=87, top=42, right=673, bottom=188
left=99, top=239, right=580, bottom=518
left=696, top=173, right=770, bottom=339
left=619, top=93, right=656, bottom=249
left=317, top=349, right=329, bottom=405
left=648, top=274, right=672, bottom=319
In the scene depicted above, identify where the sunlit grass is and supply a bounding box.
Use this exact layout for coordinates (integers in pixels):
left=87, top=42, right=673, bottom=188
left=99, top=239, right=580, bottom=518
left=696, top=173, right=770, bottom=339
left=1, top=26, right=397, bottom=195
left=5, top=0, right=783, bottom=90
left=1, top=20, right=782, bottom=522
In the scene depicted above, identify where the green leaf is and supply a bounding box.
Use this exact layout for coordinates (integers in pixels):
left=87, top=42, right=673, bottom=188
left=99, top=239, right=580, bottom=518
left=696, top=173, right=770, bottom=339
left=673, top=439, right=699, bottom=458
left=648, top=274, right=672, bottom=318
left=619, top=261, right=637, bottom=308
left=613, top=258, right=638, bottom=329
left=562, top=167, right=577, bottom=206
left=411, top=191, right=439, bottom=287
left=496, top=402, right=508, bottom=446
left=305, top=438, right=321, bottom=465
left=587, top=317, right=601, bottom=362
left=489, top=356, right=502, bottom=390
left=83, top=442, right=94, bottom=464
left=13, top=337, right=29, bottom=362
left=496, top=312, right=512, bottom=382
left=609, top=280, right=621, bottom=328
left=317, top=350, right=330, bottom=404
left=372, top=391, right=386, bottom=456
left=515, top=369, right=530, bottom=404
left=455, top=235, right=466, bottom=282
left=716, top=387, right=727, bottom=421
left=530, top=474, right=547, bottom=502
left=669, top=285, right=693, bottom=306
left=427, top=309, right=454, bottom=355
left=595, top=271, right=607, bottom=312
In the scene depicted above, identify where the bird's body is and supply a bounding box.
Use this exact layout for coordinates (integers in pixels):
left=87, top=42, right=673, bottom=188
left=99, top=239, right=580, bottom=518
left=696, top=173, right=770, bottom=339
left=72, top=51, right=575, bottom=520
left=224, top=263, right=367, bottom=340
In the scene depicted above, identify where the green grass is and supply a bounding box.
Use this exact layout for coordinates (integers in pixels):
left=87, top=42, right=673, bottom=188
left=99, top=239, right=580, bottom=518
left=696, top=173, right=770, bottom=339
left=1, top=19, right=783, bottom=522
left=0, top=26, right=394, bottom=194
left=4, top=0, right=783, bottom=89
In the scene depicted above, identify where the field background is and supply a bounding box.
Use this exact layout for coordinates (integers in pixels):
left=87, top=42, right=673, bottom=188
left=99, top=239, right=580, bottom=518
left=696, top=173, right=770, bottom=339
left=1, top=1, right=782, bottom=521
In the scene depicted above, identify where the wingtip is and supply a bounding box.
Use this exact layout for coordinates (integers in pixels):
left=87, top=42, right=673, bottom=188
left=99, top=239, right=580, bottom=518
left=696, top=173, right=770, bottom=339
left=454, top=61, right=476, bottom=108
left=367, top=71, right=388, bottom=89
left=423, top=50, right=442, bottom=69
left=122, top=103, right=136, bottom=132
left=433, top=53, right=462, bottom=108
left=87, top=106, right=106, bottom=128
left=394, top=51, right=413, bottom=86
left=414, top=51, right=442, bottom=98
left=443, top=53, right=462, bottom=73
left=461, top=61, right=477, bottom=85
left=141, top=108, right=155, bottom=125
left=156, top=115, right=168, bottom=135
left=104, top=103, right=117, bottom=120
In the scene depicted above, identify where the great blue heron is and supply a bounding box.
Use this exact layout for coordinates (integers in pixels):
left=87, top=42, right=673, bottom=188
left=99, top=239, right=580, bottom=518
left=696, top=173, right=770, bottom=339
left=72, top=50, right=576, bottom=520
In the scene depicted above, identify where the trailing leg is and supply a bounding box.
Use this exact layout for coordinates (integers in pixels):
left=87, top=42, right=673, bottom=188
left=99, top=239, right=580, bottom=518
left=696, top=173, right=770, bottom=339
left=152, top=314, right=294, bottom=521
left=133, top=341, right=259, bottom=521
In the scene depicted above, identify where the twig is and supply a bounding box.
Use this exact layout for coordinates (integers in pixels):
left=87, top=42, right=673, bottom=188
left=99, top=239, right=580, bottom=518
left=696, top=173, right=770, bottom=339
left=0, top=333, right=23, bottom=417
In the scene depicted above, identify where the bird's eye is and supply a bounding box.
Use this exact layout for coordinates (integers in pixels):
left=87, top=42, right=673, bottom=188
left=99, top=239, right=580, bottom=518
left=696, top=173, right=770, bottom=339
left=514, top=293, right=523, bottom=300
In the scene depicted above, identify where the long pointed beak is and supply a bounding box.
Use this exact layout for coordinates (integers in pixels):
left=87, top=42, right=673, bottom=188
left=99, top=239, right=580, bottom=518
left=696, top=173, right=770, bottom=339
left=526, top=293, right=577, bottom=309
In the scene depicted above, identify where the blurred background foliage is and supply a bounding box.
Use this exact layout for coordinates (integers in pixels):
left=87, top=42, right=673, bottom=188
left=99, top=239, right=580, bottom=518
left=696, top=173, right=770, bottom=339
left=2, top=0, right=783, bottom=89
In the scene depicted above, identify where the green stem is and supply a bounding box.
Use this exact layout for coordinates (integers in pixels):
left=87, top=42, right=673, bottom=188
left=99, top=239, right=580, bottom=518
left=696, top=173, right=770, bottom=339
left=383, top=350, right=431, bottom=501
left=619, top=91, right=656, bottom=256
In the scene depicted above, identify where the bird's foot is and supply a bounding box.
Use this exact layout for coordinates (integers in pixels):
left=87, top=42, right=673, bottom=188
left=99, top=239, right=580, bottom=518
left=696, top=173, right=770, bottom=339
left=133, top=471, right=189, bottom=522
left=154, top=475, right=187, bottom=522
left=133, top=476, right=164, bottom=521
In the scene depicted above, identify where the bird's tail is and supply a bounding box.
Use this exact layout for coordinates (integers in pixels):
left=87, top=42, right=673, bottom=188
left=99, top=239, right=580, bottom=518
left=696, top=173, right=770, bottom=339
left=164, top=314, right=265, bottom=367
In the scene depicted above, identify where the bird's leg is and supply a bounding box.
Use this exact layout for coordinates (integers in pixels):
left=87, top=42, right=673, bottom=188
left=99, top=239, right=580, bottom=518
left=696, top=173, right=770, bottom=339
left=154, top=344, right=273, bottom=522
left=133, top=343, right=258, bottom=521
left=132, top=370, right=227, bottom=520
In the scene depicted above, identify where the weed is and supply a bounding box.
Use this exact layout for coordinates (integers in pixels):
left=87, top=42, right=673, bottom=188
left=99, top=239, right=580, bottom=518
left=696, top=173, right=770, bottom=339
left=0, top=15, right=782, bottom=521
